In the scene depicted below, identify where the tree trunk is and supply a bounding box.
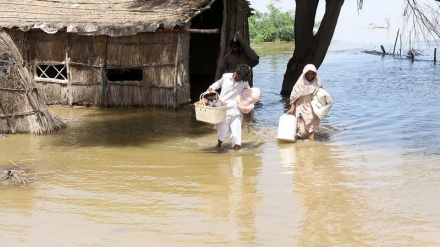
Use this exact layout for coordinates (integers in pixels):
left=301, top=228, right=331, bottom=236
left=280, top=0, right=344, bottom=96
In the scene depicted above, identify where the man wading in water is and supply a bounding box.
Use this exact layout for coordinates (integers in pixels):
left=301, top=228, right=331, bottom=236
left=208, top=64, right=251, bottom=151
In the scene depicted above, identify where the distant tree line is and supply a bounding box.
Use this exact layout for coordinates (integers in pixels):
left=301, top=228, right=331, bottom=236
left=249, top=3, right=295, bottom=43
left=249, top=3, right=320, bottom=43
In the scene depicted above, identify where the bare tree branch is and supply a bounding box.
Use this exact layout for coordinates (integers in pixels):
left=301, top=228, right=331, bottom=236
left=357, top=0, right=363, bottom=12
left=402, top=0, right=440, bottom=46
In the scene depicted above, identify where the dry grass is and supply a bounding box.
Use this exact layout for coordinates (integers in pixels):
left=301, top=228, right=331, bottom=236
left=0, top=30, right=66, bottom=134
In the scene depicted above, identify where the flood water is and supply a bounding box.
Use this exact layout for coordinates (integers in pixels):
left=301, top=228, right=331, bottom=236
left=1, top=37, right=440, bottom=246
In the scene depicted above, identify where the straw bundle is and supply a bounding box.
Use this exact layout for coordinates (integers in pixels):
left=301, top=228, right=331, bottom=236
left=0, top=30, right=66, bottom=134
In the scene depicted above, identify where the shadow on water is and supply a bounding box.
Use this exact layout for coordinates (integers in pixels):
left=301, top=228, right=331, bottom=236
left=48, top=105, right=216, bottom=148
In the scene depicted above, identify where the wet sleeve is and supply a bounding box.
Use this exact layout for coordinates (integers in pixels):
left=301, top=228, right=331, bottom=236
left=210, top=75, right=224, bottom=90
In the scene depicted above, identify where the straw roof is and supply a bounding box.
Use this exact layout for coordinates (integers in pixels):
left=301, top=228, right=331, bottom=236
left=0, top=30, right=66, bottom=134
left=0, top=0, right=237, bottom=36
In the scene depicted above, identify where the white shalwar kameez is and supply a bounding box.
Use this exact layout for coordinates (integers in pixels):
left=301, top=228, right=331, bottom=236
left=209, top=73, right=249, bottom=147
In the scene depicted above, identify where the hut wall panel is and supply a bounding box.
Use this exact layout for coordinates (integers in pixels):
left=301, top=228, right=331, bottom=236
left=28, top=31, right=65, bottom=61
left=144, top=67, right=174, bottom=88
left=68, top=34, right=107, bottom=65
left=1, top=30, right=192, bottom=109
left=106, top=33, right=177, bottom=65
left=107, top=85, right=146, bottom=107
left=107, top=85, right=174, bottom=107
left=71, top=85, right=101, bottom=106
left=5, top=30, right=28, bottom=61
left=35, top=83, right=67, bottom=105
left=69, top=66, right=102, bottom=84
left=69, top=66, right=102, bottom=105
left=29, top=33, right=104, bottom=107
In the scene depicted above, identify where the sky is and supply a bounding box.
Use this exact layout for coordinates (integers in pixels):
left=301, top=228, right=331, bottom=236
left=249, top=0, right=405, bottom=44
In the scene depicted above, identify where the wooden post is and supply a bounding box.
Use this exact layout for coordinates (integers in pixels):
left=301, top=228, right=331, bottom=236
left=380, top=45, right=386, bottom=55
left=65, top=32, right=72, bottom=107
left=393, top=29, right=399, bottom=55
left=215, top=0, right=229, bottom=80
left=399, top=34, right=402, bottom=58
left=435, top=48, right=437, bottom=65
left=173, top=33, right=181, bottom=109
left=101, top=36, right=109, bottom=107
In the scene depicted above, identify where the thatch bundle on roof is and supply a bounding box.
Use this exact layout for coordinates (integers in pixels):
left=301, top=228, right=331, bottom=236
left=0, top=30, right=66, bottom=134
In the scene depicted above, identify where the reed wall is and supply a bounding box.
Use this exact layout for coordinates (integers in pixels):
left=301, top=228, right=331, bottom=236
left=6, top=30, right=191, bottom=108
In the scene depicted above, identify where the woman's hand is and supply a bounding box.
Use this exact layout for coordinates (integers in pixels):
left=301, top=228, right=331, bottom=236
left=287, top=104, right=295, bottom=115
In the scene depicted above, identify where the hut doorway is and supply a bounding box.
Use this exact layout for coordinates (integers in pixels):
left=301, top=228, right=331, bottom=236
left=188, top=0, right=223, bottom=102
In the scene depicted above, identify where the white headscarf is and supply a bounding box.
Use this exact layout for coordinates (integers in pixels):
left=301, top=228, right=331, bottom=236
left=290, top=64, right=323, bottom=104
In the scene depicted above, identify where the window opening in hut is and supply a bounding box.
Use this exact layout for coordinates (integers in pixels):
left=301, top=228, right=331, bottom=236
left=106, top=68, right=143, bottom=81
left=36, top=64, right=67, bottom=80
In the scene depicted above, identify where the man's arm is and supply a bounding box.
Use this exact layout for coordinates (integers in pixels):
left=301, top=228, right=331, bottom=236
left=208, top=74, right=225, bottom=91
left=234, top=32, right=259, bottom=67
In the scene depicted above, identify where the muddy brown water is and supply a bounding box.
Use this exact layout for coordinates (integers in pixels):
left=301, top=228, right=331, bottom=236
left=1, top=40, right=440, bottom=246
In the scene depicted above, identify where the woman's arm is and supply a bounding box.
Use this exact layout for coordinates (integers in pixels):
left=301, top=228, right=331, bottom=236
left=287, top=101, right=296, bottom=115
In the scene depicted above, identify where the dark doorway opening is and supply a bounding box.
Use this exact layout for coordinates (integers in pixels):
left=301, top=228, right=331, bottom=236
left=189, top=0, right=223, bottom=102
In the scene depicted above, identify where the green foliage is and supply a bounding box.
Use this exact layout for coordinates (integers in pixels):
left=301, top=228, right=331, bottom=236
left=249, top=3, right=295, bottom=43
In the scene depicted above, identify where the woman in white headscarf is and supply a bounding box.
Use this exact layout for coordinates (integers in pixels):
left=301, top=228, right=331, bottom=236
left=286, top=64, right=325, bottom=141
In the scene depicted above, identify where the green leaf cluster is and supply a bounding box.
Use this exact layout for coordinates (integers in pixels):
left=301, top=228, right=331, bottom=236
left=249, top=3, right=295, bottom=43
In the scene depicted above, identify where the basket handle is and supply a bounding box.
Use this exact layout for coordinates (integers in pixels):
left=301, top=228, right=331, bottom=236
left=200, top=91, right=219, bottom=101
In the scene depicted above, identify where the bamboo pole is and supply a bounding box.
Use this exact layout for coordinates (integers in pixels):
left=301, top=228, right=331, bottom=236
left=69, top=61, right=176, bottom=68
left=155, top=29, right=220, bottom=34
left=0, top=87, right=31, bottom=92
left=184, top=0, right=216, bottom=23
left=0, top=110, right=40, bottom=118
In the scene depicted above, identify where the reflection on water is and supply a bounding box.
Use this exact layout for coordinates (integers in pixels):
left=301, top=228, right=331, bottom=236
left=1, top=40, right=440, bottom=246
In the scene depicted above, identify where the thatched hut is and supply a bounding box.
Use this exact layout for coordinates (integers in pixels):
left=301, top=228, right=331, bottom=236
left=0, top=31, right=66, bottom=134
left=0, top=0, right=254, bottom=109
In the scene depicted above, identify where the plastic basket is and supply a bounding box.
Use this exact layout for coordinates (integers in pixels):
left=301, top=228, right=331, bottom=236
left=194, top=92, right=227, bottom=124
